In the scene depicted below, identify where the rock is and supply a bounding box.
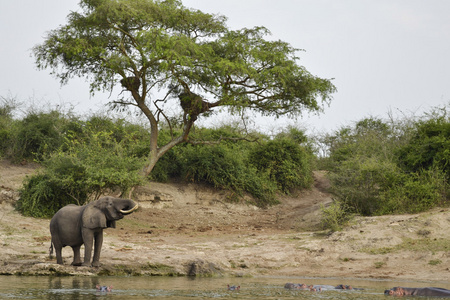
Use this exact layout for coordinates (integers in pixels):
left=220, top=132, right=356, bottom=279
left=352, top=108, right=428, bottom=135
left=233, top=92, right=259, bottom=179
left=0, top=188, right=19, bottom=204
left=186, top=259, right=223, bottom=277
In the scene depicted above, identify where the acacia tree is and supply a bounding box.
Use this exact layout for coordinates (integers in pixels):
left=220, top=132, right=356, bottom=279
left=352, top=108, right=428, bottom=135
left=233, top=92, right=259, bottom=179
left=34, top=0, right=336, bottom=177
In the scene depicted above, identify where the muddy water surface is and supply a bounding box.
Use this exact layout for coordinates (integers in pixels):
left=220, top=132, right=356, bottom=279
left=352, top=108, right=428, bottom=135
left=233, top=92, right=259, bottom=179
left=1, top=276, right=450, bottom=299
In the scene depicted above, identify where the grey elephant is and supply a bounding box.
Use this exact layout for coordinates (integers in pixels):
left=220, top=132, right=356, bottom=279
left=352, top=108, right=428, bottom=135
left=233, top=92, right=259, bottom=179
left=49, top=196, right=138, bottom=267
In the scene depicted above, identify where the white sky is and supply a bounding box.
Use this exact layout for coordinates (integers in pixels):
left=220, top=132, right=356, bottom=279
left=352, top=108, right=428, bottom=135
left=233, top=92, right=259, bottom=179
left=1, top=0, right=449, bottom=133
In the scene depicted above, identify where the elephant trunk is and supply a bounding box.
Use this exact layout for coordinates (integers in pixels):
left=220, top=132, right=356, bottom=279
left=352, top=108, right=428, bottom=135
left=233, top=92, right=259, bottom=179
left=120, top=203, right=139, bottom=215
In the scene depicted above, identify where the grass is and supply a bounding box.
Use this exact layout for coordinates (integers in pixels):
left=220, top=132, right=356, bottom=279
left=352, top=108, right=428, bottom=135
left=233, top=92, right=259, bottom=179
left=429, top=259, right=442, bottom=266
left=363, top=246, right=395, bottom=255
left=361, top=238, right=450, bottom=255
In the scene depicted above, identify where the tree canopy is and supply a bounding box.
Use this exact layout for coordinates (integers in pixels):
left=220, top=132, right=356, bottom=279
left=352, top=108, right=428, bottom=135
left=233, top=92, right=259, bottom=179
left=33, top=0, right=336, bottom=176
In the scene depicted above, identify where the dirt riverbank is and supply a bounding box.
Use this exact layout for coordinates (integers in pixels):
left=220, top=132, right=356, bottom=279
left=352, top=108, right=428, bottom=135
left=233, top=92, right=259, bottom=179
left=1, top=160, right=450, bottom=280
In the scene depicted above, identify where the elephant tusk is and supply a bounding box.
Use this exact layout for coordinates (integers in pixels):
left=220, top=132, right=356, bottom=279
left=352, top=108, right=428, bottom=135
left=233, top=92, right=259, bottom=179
left=120, top=204, right=139, bottom=215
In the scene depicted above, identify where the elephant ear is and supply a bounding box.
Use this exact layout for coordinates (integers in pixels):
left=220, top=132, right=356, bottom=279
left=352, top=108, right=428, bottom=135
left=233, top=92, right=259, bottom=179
left=82, top=204, right=108, bottom=229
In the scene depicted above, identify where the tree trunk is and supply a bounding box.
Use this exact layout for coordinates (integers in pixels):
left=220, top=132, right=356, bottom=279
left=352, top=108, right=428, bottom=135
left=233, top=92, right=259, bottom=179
left=142, top=116, right=195, bottom=177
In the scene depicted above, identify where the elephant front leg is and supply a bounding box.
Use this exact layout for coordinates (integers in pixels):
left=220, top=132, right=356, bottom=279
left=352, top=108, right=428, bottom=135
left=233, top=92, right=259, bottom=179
left=92, top=231, right=103, bottom=267
left=81, top=228, right=94, bottom=266
left=71, top=245, right=82, bottom=266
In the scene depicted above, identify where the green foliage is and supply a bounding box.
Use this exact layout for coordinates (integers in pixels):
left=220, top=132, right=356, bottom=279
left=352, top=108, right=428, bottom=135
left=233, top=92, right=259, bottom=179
left=179, top=144, right=278, bottom=206
left=329, top=157, right=402, bottom=215
left=16, top=117, right=146, bottom=217
left=320, top=200, right=353, bottom=231
left=33, top=0, right=335, bottom=118
left=324, top=111, right=450, bottom=217
left=0, top=97, right=16, bottom=157
left=55, top=128, right=146, bottom=198
left=378, top=168, right=448, bottom=214
left=17, top=173, right=88, bottom=218
left=397, top=117, right=450, bottom=176
left=10, top=111, right=66, bottom=162
left=7, top=106, right=316, bottom=212
left=249, top=136, right=314, bottom=193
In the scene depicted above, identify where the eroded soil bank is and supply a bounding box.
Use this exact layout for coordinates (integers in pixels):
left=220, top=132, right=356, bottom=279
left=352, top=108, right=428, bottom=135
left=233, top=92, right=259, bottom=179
left=1, top=160, right=450, bottom=281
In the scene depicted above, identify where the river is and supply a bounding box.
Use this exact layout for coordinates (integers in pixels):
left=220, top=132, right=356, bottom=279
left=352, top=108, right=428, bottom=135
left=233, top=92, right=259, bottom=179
left=1, top=276, right=450, bottom=299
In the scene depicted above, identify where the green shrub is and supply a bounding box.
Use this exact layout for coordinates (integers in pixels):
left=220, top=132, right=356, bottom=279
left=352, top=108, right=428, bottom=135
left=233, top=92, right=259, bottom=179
left=320, top=200, right=353, bottom=231
left=326, top=118, right=398, bottom=215
left=10, top=111, right=66, bottom=162
left=397, top=117, right=450, bottom=178
left=0, top=121, right=12, bottom=157
left=0, top=96, right=19, bottom=157
left=325, top=112, right=450, bottom=217
left=17, top=172, right=88, bottom=218
left=378, top=168, right=448, bottom=214
left=16, top=125, right=146, bottom=217
left=248, top=137, right=314, bottom=193
left=329, top=157, right=402, bottom=215
left=180, top=144, right=278, bottom=206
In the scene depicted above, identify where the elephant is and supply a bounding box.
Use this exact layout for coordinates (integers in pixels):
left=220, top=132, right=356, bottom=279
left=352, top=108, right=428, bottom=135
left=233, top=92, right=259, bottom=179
left=385, top=287, right=450, bottom=297
left=49, top=196, right=138, bottom=267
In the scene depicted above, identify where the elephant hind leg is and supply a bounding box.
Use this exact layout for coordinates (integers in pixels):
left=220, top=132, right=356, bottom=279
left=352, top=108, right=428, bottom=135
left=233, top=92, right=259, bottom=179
left=71, top=245, right=83, bottom=266
left=51, top=239, right=64, bottom=265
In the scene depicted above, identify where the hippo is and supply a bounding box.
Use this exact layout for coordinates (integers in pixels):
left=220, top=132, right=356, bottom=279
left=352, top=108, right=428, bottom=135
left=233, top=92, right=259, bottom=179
left=96, top=285, right=112, bottom=292
left=284, top=284, right=325, bottom=292
left=284, top=283, right=308, bottom=290
left=284, top=283, right=359, bottom=291
left=335, top=284, right=353, bottom=289
left=385, top=287, right=450, bottom=297
left=227, top=285, right=240, bottom=291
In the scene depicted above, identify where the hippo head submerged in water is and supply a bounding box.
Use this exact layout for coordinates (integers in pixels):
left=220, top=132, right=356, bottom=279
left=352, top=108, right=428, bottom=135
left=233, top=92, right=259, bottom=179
left=283, top=283, right=326, bottom=291
left=385, top=287, right=450, bottom=297
left=284, top=283, right=355, bottom=291
left=385, top=287, right=407, bottom=296
left=284, top=283, right=308, bottom=290
left=335, top=284, right=353, bottom=290
left=96, top=285, right=113, bottom=292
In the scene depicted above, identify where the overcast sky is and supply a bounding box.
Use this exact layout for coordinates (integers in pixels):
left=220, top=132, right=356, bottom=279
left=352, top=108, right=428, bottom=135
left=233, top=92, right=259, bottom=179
left=1, top=1, right=449, bottom=133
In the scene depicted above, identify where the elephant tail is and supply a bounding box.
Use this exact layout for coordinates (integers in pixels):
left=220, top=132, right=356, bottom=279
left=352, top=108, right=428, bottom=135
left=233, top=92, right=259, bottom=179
left=49, top=243, right=54, bottom=258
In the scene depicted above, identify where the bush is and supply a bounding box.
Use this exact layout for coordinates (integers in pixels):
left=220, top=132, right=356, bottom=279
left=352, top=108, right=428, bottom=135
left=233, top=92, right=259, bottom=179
left=397, top=117, right=450, bottom=178
left=325, top=113, right=450, bottom=217
left=248, top=137, right=314, bottom=193
left=0, top=96, right=20, bottom=157
left=16, top=124, right=146, bottom=217
left=328, top=157, right=402, bottom=215
left=179, top=144, right=278, bottom=206
left=11, top=111, right=66, bottom=162
left=17, top=172, right=88, bottom=218
left=320, top=200, right=353, bottom=231
left=378, top=168, right=449, bottom=214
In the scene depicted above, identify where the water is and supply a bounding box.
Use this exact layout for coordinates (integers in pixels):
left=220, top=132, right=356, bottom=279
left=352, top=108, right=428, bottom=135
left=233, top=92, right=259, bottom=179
left=1, top=276, right=450, bottom=299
